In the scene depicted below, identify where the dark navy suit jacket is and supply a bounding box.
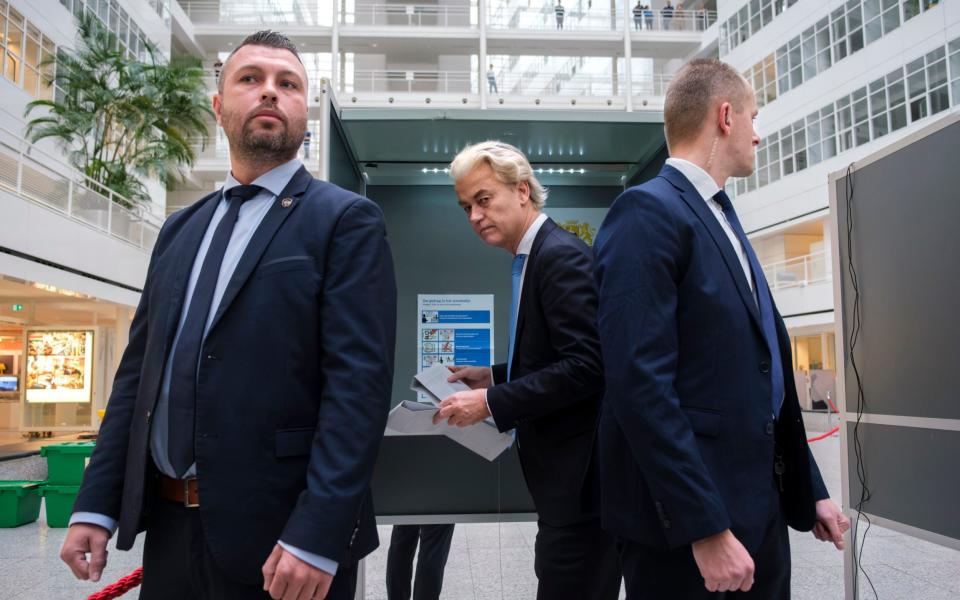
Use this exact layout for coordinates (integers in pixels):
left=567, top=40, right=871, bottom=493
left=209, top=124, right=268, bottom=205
left=593, top=165, right=827, bottom=553
left=487, top=217, right=604, bottom=527
left=74, top=166, right=397, bottom=583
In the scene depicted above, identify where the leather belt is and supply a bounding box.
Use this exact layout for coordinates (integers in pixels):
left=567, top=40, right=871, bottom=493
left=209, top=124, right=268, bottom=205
left=159, top=475, right=200, bottom=508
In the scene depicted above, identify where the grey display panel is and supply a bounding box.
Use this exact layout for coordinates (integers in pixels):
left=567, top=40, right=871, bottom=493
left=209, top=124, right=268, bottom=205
left=844, top=422, right=960, bottom=541
left=834, top=118, right=960, bottom=543
left=368, top=184, right=619, bottom=518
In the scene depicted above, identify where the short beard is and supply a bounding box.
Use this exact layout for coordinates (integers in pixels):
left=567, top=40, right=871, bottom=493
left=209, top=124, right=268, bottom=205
left=222, top=103, right=305, bottom=166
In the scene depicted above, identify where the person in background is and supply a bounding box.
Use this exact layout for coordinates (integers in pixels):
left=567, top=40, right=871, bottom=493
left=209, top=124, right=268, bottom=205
left=385, top=524, right=456, bottom=600
left=487, top=64, right=499, bottom=94
left=633, top=0, right=644, bottom=30
left=662, top=0, right=674, bottom=29
left=555, top=0, right=566, bottom=29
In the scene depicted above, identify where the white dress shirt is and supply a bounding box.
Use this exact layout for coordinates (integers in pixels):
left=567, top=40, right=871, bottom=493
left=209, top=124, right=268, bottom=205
left=665, top=157, right=754, bottom=296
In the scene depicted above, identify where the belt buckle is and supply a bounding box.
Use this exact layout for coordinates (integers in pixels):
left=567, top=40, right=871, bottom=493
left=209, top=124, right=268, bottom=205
left=182, top=477, right=198, bottom=508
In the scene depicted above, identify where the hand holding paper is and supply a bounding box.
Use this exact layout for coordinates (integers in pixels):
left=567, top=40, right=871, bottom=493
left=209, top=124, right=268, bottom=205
left=446, top=365, right=492, bottom=390
left=433, top=388, right=491, bottom=427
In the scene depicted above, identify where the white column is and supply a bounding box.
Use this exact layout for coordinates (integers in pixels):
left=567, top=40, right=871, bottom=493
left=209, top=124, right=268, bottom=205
left=622, top=0, right=633, bottom=111
left=479, top=0, right=488, bottom=109
left=332, top=0, right=341, bottom=91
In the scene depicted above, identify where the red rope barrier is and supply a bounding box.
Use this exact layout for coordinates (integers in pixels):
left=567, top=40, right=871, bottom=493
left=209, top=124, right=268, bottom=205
left=807, top=426, right=840, bottom=443
left=86, top=567, right=142, bottom=600
left=807, top=391, right=841, bottom=443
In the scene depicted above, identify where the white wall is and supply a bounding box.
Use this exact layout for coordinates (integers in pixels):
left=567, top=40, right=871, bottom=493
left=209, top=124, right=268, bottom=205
left=725, top=2, right=960, bottom=232
left=1, top=189, right=152, bottom=292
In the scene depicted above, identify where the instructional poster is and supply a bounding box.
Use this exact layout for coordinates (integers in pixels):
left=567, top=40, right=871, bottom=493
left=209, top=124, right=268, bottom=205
left=417, top=295, right=494, bottom=392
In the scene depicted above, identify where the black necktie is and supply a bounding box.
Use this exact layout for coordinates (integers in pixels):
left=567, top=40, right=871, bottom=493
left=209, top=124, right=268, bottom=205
left=713, top=190, right=785, bottom=418
left=167, top=184, right=262, bottom=477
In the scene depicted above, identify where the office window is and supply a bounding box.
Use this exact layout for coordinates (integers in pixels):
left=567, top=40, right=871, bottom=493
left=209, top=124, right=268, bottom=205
left=4, top=6, right=23, bottom=85
left=820, top=105, right=838, bottom=159
left=750, top=0, right=762, bottom=36
left=0, top=1, right=7, bottom=50
left=869, top=77, right=889, bottom=138
left=847, top=0, right=865, bottom=53
left=949, top=39, right=960, bottom=106
left=831, top=7, right=849, bottom=61
left=902, top=0, right=920, bottom=19
left=886, top=69, right=908, bottom=131
left=925, top=47, right=949, bottom=116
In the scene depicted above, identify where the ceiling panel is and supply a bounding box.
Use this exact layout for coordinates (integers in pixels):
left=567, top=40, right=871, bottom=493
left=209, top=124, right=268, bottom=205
left=341, top=108, right=665, bottom=168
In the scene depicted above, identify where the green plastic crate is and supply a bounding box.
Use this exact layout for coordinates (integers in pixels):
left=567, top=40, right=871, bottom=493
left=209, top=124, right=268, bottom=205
left=40, top=441, right=95, bottom=485
left=42, top=484, right=80, bottom=528
left=0, top=481, right=43, bottom=527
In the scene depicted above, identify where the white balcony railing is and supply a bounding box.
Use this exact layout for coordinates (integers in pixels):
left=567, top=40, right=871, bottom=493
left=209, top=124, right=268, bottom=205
left=497, top=71, right=625, bottom=97
left=0, top=127, right=161, bottom=252
left=488, top=6, right=619, bottom=31
left=345, top=70, right=478, bottom=94
left=627, top=9, right=716, bottom=32
left=342, top=3, right=476, bottom=26
left=762, top=251, right=831, bottom=291
left=631, top=73, right=673, bottom=97
left=177, top=0, right=325, bottom=26
left=189, top=130, right=323, bottom=165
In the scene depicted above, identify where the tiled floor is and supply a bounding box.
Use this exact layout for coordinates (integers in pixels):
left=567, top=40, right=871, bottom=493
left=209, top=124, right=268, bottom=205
left=0, top=430, right=957, bottom=599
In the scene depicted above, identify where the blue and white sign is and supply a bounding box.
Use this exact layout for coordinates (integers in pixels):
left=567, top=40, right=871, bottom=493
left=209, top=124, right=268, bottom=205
left=417, top=294, right=495, bottom=377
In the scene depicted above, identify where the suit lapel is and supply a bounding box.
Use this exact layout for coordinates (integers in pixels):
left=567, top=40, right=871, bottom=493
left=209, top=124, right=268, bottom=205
left=205, top=166, right=314, bottom=335
left=660, top=165, right=764, bottom=334
left=511, top=217, right=555, bottom=375
left=162, top=192, right=222, bottom=354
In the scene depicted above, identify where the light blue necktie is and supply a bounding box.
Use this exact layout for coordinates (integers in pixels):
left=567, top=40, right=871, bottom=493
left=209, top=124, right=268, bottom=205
left=507, top=254, right=527, bottom=382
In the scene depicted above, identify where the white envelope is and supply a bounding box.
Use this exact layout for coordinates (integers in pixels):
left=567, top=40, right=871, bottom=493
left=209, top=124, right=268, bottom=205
left=385, top=400, right=513, bottom=462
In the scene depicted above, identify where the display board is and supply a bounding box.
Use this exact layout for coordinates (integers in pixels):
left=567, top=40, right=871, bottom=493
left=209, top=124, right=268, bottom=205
left=25, top=330, right=93, bottom=403
left=831, top=114, right=960, bottom=548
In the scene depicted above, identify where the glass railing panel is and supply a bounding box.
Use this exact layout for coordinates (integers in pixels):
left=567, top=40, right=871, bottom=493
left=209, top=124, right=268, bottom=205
left=20, top=160, right=70, bottom=212
left=344, top=3, right=476, bottom=26
left=71, top=185, right=112, bottom=231
left=488, top=6, right=619, bottom=31
left=179, top=0, right=325, bottom=26
left=345, top=70, right=478, bottom=94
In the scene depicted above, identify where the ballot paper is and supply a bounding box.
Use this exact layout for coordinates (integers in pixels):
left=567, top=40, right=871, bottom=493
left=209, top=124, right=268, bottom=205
left=410, top=363, right=471, bottom=405
left=385, top=401, right=513, bottom=462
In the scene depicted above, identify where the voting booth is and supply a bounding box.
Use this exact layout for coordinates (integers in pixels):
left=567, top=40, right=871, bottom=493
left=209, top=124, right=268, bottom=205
left=830, top=113, right=960, bottom=599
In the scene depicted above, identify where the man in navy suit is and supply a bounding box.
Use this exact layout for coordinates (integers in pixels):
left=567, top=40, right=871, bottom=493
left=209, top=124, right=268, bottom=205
left=593, top=59, right=849, bottom=598
left=434, top=141, right=620, bottom=600
left=60, top=31, right=397, bottom=600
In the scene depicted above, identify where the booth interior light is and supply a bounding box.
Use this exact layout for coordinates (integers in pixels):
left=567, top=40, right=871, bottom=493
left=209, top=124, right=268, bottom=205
left=420, top=167, right=587, bottom=175
left=533, top=168, right=587, bottom=175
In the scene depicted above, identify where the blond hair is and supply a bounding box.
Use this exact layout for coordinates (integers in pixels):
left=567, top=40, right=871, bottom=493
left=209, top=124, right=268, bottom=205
left=664, top=58, right=752, bottom=150
left=449, top=140, right=547, bottom=209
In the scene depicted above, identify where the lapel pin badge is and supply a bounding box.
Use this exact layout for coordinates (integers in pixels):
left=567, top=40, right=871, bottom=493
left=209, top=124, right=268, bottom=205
left=280, top=197, right=293, bottom=208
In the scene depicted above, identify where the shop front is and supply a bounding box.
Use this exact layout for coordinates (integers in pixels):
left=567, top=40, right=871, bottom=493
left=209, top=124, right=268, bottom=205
left=0, top=274, right=134, bottom=436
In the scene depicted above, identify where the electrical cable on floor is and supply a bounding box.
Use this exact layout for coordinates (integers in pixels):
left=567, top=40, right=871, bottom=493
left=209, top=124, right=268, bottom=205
left=846, top=162, right=878, bottom=599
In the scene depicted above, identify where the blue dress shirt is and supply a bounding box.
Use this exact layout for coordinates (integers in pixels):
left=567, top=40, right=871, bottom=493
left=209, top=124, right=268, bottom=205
left=71, top=159, right=339, bottom=576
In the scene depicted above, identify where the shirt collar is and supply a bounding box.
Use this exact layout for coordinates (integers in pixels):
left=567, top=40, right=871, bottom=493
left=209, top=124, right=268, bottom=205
left=222, top=158, right=303, bottom=199
left=516, top=212, right=548, bottom=256
left=665, top=157, right=720, bottom=202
